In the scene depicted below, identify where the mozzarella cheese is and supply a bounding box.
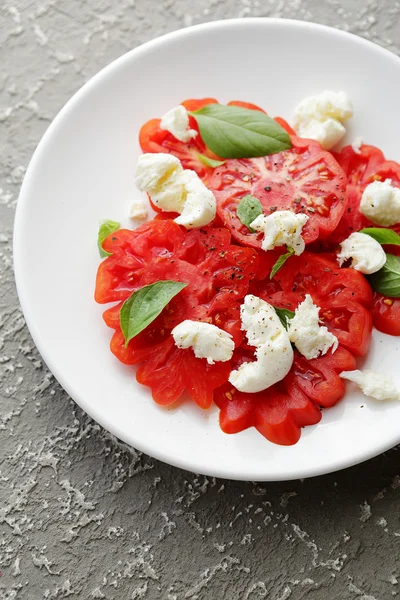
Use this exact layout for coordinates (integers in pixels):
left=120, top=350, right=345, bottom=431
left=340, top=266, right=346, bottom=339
left=337, top=232, right=386, bottom=274
left=293, top=90, right=353, bottom=150
left=129, top=197, right=148, bottom=221
left=135, top=153, right=216, bottom=228
left=360, top=179, right=400, bottom=226
left=340, top=369, right=400, bottom=401
left=172, top=320, right=234, bottom=365
left=288, top=294, right=338, bottom=360
left=228, top=295, right=293, bottom=393
left=250, top=210, right=309, bottom=255
left=351, top=137, right=363, bottom=154
left=160, top=105, right=197, bottom=143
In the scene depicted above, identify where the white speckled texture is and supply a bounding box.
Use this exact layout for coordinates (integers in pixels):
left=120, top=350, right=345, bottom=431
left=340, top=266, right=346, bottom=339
left=1, top=1, right=400, bottom=598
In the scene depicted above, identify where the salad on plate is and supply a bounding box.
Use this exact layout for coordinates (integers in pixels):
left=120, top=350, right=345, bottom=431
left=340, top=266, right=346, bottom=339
left=94, top=92, right=400, bottom=446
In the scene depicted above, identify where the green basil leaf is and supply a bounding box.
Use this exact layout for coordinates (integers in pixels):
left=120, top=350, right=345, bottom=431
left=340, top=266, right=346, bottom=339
left=197, top=153, right=225, bottom=168
left=360, top=227, right=400, bottom=246
left=98, top=219, right=120, bottom=257
left=368, top=254, right=400, bottom=298
left=273, top=306, right=295, bottom=330
left=237, top=195, right=263, bottom=232
left=270, top=248, right=295, bottom=280
left=189, top=104, right=292, bottom=159
left=120, top=281, right=188, bottom=346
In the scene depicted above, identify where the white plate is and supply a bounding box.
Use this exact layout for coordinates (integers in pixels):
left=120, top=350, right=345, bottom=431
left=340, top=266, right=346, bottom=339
left=14, top=19, right=400, bottom=481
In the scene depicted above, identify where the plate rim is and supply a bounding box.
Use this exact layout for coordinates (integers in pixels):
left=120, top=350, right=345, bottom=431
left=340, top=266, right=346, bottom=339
left=13, top=17, right=400, bottom=481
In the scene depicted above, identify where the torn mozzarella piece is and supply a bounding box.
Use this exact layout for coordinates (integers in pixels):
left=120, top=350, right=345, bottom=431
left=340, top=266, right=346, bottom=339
left=288, top=294, right=338, bottom=360
left=160, top=105, right=197, bottom=143
left=340, top=369, right=400, bottom=401
left=172, top=320, right=234, bottom=365
left=135, top=153, right=216, bottom=228
left=129, top=197, right=148, bottom=221
left=337, top=232, right=386, bottom=274
left=293, top=90, right=353, bottom=150
left=360, top=179, right=400, bottom=226
left=250, top=210, right=308, bottom=255
left=228, top=295, right=294, bottom=393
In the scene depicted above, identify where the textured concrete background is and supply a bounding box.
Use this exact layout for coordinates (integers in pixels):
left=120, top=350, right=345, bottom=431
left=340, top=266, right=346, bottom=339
left=1, top=1, right=400, bottom=598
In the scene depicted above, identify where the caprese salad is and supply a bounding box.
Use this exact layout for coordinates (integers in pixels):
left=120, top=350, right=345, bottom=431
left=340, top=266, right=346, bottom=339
left=95, top=93, right=400, bottom=446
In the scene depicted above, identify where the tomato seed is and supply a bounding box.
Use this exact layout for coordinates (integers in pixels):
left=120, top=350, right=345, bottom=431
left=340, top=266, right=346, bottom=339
left=384, top=298, right=394, bottom=306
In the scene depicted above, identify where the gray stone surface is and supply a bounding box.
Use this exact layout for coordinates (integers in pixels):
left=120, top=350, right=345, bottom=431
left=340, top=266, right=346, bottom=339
left=1, top=0, right=400, bottom=598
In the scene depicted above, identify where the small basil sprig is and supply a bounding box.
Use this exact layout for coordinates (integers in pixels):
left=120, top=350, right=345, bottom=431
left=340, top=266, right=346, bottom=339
left=237, top=195, right=263, bottom=232
left=270, top=248, right=295, bottom=279
left=189, top=104, right=292, bottom=159
left=360, top=227, right=400, bottom=246
left=368, top=254, right=400, bottom=298
left=120, top=281, right=187, bottom=346
left=98, top=219, right=120, bottom=257
left=273, top=306, right=295, bottom=329
left=197, top=153, right=225, bottom=168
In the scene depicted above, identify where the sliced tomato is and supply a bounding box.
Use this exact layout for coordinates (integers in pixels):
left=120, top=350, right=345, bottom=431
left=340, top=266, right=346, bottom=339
left=215, top=376, right=321, bottom=446
left=139, top=98, right=219, bottom=179
left=289, top=346, right=356, bottom=408
left=95, top=220, right=259, bottom=408
left=207, top=135, right=347, bottom=248
left=250, top=251, right=373, bottom=357
left=215, top=341, right=355, bottom=445
left=371, top=293, right=400, bottom=336
left=328, top=144, right=400, bottom=244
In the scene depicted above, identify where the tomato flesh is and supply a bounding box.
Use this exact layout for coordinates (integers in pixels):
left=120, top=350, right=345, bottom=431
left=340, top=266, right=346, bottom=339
left=208, top=136, right=347, bottom=248
left=95, top=220, right=258, bottom=408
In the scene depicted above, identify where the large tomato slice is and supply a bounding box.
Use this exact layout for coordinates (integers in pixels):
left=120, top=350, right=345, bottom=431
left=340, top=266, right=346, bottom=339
left=95, top=220, right=259, bottom=408
left=371, top=293, right=400, bottom=336
left=214, top=344, right=356, bottom=445
left=207, top=136, right=347, bottom=248
left=328, top=144, right=400, bottom=244
left=250, top=251, right=373, bottom=357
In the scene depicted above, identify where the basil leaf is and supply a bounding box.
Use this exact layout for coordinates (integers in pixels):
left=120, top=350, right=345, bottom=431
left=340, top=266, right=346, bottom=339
left=273, top=306, right=295, bottom=329
left=368, top=254, right=400, bottom=298
left=120, top=281, right=187, bottom=346
left=237, top=195, right=263, bottom=232
left=98, top=219, right=120, bottom=258
left=360, top=227, right=400, bottom=246
left=270, top=248, right=295, bottom=279
left=197, top=153, right=225, bottom=168
left=189, top=104, right=292, bottom=159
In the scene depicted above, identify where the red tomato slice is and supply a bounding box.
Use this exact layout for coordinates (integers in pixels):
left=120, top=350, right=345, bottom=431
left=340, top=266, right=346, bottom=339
left=250, top=251, right=373, bottom=357
left=215, top=342, right=355, bottom=445
left=95, top=220, right=259, bottom=408
left=139, top=98, right=219, bottom=179
left=329, top=144, right=400, bottom=244
left=289, top=346, right=356, bottom=408
left=207, top=136, right=347, bottom=248
left=371, top=293, right=400, bottom=336
left=215, top=377, right=321, bottom=446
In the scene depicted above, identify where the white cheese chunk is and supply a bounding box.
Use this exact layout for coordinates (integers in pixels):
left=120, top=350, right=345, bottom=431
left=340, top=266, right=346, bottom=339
left=288, top=294, right=338, bottom=360
left=337, top=232, right=386, bottom=274
left=340, top=369, right=400, bottom=401
left=293, top=90, right=353, bottom=150
left=160, top=105, right=197, bottom=143
left=172, top=320, right=234, bottom=365
left=228, top=295, right=294, bottom=393
left=360, top=179, right=400, bottom=226
left=351, top=137, right=363, bottom=154
left=250, top=210, right=308, bottom=255
left=129, top=197, right=148, bottom=221
left=135, top=153, right=216, bottom=228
